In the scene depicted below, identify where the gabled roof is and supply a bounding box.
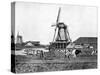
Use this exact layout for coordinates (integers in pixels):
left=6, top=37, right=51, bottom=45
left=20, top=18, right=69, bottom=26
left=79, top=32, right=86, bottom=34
left=25, top=41, right=40, bottom=44
left=23, top=45, right=46, bottom=48
left=25, top=42, right=34, bottom=46
left=73, top=37, right=97, bottom=44
left=15, top=41, right=46, bottom=49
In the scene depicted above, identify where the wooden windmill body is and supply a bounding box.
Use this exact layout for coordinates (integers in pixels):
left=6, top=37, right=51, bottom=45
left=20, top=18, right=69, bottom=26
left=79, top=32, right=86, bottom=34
left=50, top=8, right=71, bottom=49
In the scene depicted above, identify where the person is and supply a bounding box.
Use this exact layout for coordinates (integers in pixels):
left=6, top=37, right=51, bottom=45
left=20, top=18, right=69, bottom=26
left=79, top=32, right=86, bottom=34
left=65, top=49, right=71, bottom=60
left=72, top=48, right=76, bottom=58
left=91, top=49, right=97, bottom=55
left=40, top=50, right=44, bottom=59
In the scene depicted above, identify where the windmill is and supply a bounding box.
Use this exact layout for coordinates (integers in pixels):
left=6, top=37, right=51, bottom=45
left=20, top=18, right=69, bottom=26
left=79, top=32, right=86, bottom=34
left=50, top=7, right=71, bottom=49
left=16, top=32, right=23, bottom=44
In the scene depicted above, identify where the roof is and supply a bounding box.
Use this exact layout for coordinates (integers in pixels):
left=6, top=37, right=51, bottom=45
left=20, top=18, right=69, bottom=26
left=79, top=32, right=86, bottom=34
left=73, top=37, right=97, bottom=44
left=15, top=42, right=46, bottom=50
left=25, top=41, right=40, bottom=44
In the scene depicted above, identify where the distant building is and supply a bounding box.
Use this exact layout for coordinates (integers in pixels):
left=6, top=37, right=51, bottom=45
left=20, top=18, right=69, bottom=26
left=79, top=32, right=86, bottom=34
left=24, top=41, right=40, bottom=47
left=16, top=32, right=23, bottom=44
left=73, top=37, right=97, bottom=49
left=15, top=40, right=48, bottom=52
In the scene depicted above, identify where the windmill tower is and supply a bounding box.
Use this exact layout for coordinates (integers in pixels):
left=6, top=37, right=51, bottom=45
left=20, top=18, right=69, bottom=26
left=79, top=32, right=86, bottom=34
left=50, top=8, right=71, bottom=49
left=16, top=32, right=23, bottom=44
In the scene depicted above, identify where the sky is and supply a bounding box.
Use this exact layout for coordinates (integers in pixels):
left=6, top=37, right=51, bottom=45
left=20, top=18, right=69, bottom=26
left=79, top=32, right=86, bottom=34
left=14, top=2, right=98, bottom=44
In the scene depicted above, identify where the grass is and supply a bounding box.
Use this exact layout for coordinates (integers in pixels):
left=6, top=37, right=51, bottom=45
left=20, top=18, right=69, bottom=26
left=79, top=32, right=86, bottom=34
left=11, top=54, right=97, bottom=73
left=15, top=62, right=97, bottom=73
left=11, top=48, right=97, bottom=73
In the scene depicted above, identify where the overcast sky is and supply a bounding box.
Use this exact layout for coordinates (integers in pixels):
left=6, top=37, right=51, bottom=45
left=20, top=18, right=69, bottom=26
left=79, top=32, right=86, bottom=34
left=15, top=2, right=97, bottom=44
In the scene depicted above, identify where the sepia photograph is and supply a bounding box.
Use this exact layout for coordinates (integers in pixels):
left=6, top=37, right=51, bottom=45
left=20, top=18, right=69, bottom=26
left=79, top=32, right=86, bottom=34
left=11, top=2, right=98, bottom=73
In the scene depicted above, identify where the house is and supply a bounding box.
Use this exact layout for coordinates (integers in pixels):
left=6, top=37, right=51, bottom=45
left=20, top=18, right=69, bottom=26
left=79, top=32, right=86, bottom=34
left=15, top=41, right=49, bottom=55
left=73, top=37, right=97, bottom=49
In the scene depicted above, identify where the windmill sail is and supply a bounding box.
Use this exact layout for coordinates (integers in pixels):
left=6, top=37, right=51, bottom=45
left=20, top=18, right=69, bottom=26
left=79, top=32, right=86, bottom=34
left=53, top=8, right=61, bottom=42
left=56, top=7, right=61, bottom=24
